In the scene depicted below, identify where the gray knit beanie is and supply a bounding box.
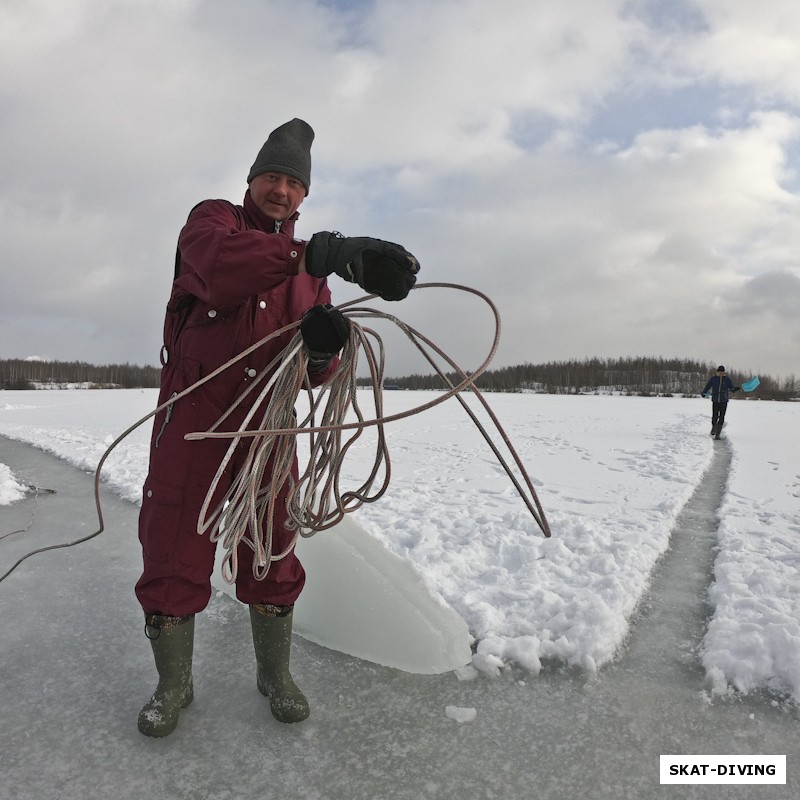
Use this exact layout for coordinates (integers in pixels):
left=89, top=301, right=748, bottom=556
left=247, top=118, right=314, bottom=194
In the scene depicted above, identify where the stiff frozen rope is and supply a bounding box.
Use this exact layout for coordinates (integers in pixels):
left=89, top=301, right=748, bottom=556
left=0, top=283, right=550, bottom=586
left=187, top=282, right=550, bottom=583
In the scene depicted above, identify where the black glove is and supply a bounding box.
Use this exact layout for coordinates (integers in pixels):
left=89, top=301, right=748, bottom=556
left=300, top=304, right=350, bottom=371
left=305, top=231, right=419, bottom=301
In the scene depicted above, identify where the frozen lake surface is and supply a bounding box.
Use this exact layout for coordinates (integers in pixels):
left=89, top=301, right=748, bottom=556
left=1, top=390, right=799, bottom=797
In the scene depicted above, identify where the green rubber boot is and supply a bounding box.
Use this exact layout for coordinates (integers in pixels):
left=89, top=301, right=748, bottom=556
left=137, top=614, right=195, bottom=737
left=249, top=604, right=309, bottom=724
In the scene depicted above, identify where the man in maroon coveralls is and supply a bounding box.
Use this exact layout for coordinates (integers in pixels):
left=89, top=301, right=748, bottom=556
left=136, top=119, right=419, bottom=737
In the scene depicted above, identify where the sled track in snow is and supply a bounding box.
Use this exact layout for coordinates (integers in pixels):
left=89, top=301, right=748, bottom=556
left=611, top=435, right=732, bottom=692
left=485, top=438, right=798, bottom=800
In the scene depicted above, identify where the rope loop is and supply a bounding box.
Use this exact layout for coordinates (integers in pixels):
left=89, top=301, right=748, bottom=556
left=186, top=283, right=551, bottom=584
left=0, top=283, right=550, bottom=587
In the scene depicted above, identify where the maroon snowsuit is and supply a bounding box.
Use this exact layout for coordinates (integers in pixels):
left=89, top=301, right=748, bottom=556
left=135, top=191, right=337, bottom=616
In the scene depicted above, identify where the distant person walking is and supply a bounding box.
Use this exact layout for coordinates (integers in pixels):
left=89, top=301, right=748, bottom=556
left=702, top=366, right=740, bottom=439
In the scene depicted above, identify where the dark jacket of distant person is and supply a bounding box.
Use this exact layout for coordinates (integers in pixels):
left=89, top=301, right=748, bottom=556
left=702, top=373, right=737, bottom=403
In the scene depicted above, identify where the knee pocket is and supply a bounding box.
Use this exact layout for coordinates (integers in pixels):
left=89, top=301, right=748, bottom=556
left=139, top=474, right=220, bottom=582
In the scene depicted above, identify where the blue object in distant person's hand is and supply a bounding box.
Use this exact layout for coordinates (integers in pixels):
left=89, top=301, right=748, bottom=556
left=741, top=377, right=760, bottom=392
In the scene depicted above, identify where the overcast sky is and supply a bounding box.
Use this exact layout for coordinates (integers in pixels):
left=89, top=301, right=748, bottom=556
left=2, top=0, right=800, bottom=381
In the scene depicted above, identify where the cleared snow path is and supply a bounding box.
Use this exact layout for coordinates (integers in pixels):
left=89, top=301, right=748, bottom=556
left=1, top=438, right=798, bottom=800
left=603, top=436, right=734, bottom=708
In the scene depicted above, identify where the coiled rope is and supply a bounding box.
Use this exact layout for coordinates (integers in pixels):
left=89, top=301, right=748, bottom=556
left=0, top=282, right=549, bottom=586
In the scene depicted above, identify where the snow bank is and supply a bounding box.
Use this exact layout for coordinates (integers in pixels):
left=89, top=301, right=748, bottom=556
left=702, top=401, right=800, bottom=699
left=0, top=463, right=27, bottom=505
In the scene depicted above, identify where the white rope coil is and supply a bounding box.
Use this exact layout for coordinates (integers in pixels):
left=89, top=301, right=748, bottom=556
left=195, top=325, right=393, bottom=584
left=185, top=283, right=551, bottom=584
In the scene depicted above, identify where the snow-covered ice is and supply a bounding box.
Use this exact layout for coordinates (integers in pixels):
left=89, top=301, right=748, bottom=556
left=702, top=402, right=800, bottom=697
left=3, top=387, right=800, bottom=800
left=0, top=463, right=26, bottom=506
left=1, top=388, right=799, bottom=700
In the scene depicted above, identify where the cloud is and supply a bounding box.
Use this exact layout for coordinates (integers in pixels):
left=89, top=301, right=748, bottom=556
left=730, top=269, right=800, bottom=314
left=680, top=0, right=800, bottom=103
left=369, top=110, right=800, bottom=376
left=1, top=0, right=800, bottom=381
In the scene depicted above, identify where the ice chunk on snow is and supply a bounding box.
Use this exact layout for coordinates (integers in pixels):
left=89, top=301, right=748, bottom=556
left=446, top=705, right=477, bottom=723
left=455, top=665, right=479, bottom=681
left=213, top=513, right=472, bottom=674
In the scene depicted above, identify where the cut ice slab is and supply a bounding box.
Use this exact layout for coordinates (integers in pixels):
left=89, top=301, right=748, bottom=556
left=212, top=516, right=473, bottom=674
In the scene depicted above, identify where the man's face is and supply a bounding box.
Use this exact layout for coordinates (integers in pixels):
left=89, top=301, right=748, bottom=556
left=249, top=172, right=306, bottom=221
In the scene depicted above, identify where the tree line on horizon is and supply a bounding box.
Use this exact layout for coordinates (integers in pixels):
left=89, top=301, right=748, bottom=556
left=366, top=356, right=799, bottom=400
left=0, top=358, right=161, bottom=390
left=1, top=355, right=797, bottom=400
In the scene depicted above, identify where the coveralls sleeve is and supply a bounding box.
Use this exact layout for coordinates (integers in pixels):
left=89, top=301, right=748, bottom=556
left=174, top=200, right=306, bottom=307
